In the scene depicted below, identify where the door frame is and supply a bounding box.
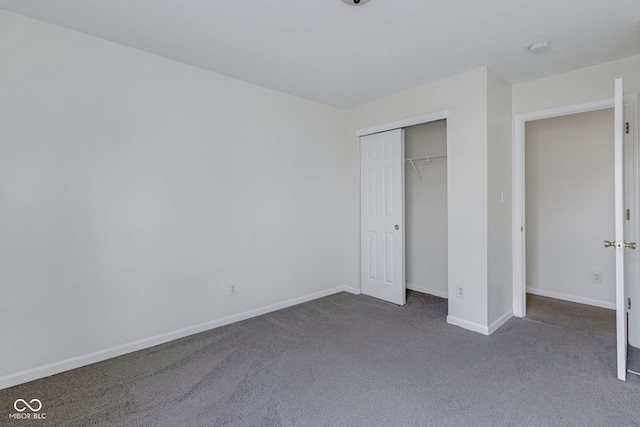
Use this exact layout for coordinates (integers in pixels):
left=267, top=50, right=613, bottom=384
left=512, top=95, right=639, bottom=318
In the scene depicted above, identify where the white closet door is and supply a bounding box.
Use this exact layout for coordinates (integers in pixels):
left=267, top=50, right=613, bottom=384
left=360, top=129, right=405, bottom=305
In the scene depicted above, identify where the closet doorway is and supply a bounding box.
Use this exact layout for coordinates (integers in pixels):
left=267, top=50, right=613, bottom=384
left=359, top=113, right=449, bottom=305
left=405, top=120, right=448, bottom=299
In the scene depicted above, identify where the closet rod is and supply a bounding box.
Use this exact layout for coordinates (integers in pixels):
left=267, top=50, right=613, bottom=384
left=404, top=154, right=447, bottom=163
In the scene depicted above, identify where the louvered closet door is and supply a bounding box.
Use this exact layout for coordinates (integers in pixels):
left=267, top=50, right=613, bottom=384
left=360, top=129, right=405, bottom=305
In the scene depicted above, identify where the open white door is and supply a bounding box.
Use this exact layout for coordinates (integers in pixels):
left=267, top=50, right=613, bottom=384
left=625, top=94, right=640, bottom=352
left=360, top=129, right=406, bottom=305
left=610, top=78, right=635, bottom=381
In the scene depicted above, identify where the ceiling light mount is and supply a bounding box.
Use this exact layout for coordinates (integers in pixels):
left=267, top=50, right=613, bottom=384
left=341, top=0, right=370, bottom=5
left=528, top=41, right=550, bottom=54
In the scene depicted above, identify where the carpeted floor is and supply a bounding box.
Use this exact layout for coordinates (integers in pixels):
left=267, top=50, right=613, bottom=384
left=525, top=293, right=616, bottom=340
left=630, top=346, right=640, bottom=373
left=525, top=293, right=640, bottom=374
left=2, top=290, right=640, bottom=426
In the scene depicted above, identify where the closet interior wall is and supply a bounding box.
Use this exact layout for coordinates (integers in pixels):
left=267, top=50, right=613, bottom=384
left=405, top=120, right=448, bottom=298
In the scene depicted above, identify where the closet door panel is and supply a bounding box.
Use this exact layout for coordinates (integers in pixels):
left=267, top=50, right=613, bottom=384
left=360, top=129, right=405, bottom=305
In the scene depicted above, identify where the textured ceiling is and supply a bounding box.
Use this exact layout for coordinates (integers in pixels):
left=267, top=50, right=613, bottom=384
left=0, top=1, right=639, bottom=108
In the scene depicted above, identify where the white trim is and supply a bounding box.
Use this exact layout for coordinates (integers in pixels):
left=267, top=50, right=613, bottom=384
left=342, top=285, right=362, bottom=295
left=526, top=287, right=616, bottom=310
left=0, top=286, right=347, bottom=390
left=447, top=311, right=513, bottom=336
left=516, top=98, right=614, bottom=123
left=356, top=110, right=450, bottom=137
left=488, top=310, right=514, bottom=335
left=446, top=315, right=489, bottom=335
left=406, top=283, right=448, bottom=299
left=513, top=98, right=615, bottom=318
left=615, top=79, right=627, bottom=381
left=513, top=113, right=526, bottom=317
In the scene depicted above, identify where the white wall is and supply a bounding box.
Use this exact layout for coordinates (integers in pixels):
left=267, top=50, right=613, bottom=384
left=525, top=109, right=615, bottom=308
left=487, top=70, right=513, bottom=326
left=0, top=11, right=346, bottom=385
left=405, top=121, right=448, bottom=298
left=345, top=68, right=491, bottom=332
left=513, top=56, right=640, bottom=115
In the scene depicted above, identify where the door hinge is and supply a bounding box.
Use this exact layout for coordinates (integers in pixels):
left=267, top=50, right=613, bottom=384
left=626, top=122, right=630, bottom=134
left=627, top=209, right=630, bottom=220
left=628, top=297, right=632, bottom=310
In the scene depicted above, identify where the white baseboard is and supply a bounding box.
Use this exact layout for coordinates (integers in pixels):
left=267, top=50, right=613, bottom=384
left=447, top=309, right=514, bottom=336
left=446, top=315, right=489, bottom=335
left=488, top=310, right=514, bottom=335
left=0, top=286, right=346, bottom=390
left=406, top=283, right=448, bottom=299
left=341, top=285, right=361, bottom=295
left=526, top=287, right=615, bottom=310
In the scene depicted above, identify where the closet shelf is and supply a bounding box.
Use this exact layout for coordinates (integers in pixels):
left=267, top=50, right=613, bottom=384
left=404, top=154, right=447, bottom=163
left=405, top=154, right=447, bottom=183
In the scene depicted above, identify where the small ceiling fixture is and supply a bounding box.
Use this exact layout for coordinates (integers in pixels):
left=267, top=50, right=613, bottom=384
left=528, top=41, right=550, bottom=54
left=341, top=0, right=370, bottom=5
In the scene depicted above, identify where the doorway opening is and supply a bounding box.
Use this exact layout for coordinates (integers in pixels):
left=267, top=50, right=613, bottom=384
left=524, top=108, right=616, bottom=337
left=512, top=92, right=640, bottom=380
left=358, top=111, right=450, bottom=307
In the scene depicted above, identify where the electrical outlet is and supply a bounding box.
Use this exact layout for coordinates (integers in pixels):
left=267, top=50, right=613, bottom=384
left=592, top=272, right=602, bottom=284
left=457, top=286, right=464, bottom=298
left=230, top=283, right=238, bottom=296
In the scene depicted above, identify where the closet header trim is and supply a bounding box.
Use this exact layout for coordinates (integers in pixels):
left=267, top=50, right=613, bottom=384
left=355, top=110, right=450, bottom=137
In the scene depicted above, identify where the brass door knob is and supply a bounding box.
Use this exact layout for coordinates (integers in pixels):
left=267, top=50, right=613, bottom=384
left=625, top=242, right=637, bottom=250
left=604, top=240, right=616, bottom=248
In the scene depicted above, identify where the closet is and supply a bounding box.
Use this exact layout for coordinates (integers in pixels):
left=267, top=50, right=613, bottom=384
left=359, top=118, right=448, bottom=305
left=404, top=120, right=448, bottom=298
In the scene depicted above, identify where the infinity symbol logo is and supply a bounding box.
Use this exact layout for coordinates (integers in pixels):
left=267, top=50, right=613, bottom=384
left=14, top=399, right=42, bottom=412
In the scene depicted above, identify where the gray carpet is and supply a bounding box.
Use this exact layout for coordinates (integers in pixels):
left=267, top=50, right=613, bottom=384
left=525, top=293, right=640, bottom=373
left=2, top=290, right=640, bottom=426
left=630, top=346, right=640, bottom=373
left=525, top=293, right=616, bottom=340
